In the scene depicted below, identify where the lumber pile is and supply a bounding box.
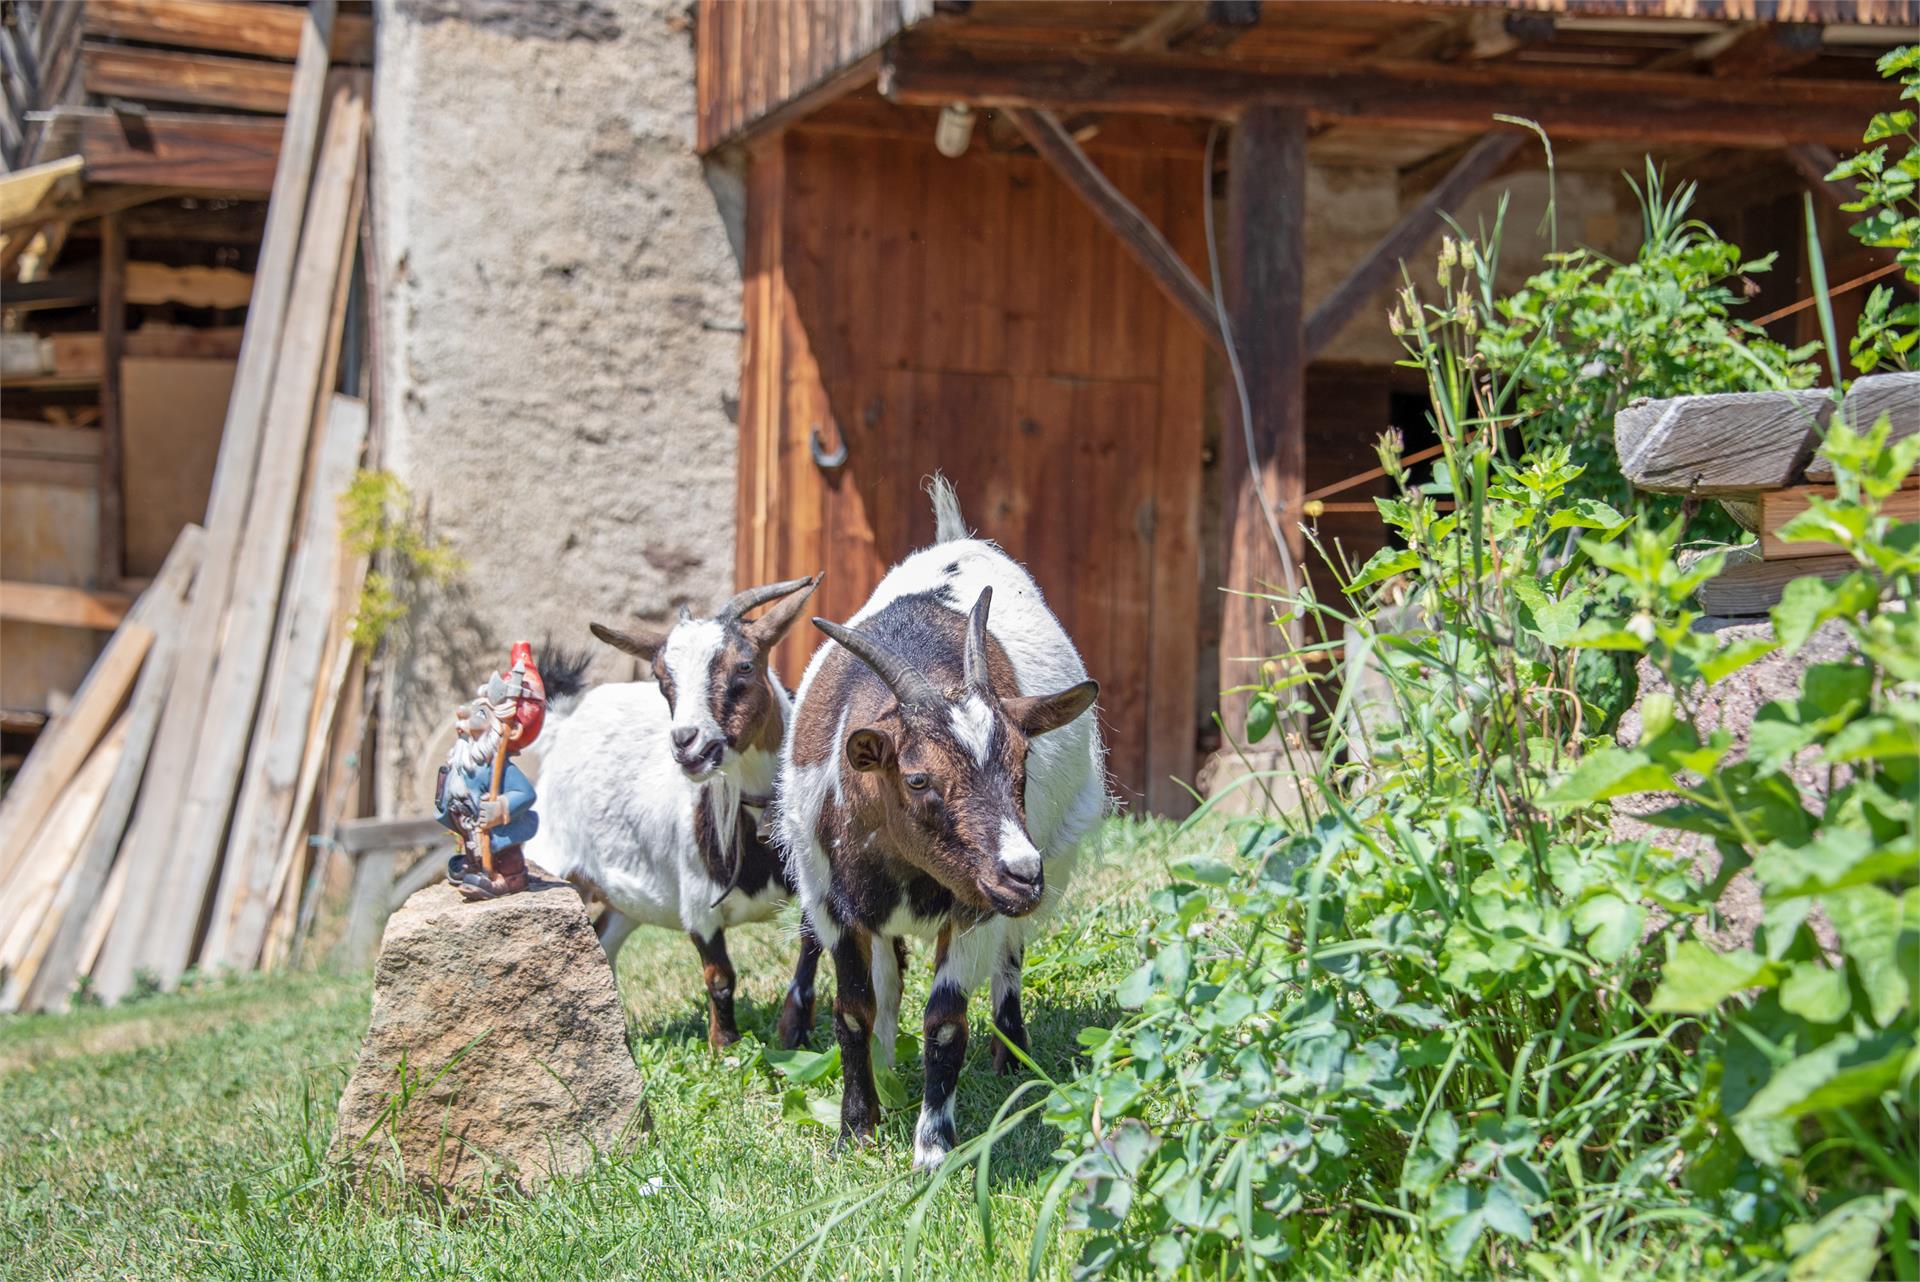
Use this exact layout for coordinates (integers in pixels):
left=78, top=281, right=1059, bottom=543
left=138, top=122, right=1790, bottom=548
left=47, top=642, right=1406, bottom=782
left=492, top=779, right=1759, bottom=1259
left=1614, top=371, right=1919, bottom=616
left=0, top=3, right=381, bottom=1011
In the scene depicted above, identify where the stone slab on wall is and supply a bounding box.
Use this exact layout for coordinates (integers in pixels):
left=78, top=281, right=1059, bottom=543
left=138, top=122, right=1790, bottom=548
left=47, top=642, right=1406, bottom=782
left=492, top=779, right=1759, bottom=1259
left=372, top=0, right=742, bottom=809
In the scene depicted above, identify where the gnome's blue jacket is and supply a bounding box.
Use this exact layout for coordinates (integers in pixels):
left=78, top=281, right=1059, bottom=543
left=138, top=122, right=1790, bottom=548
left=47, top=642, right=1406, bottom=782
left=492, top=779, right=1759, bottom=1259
left=438, top=758, right=539, bottom=848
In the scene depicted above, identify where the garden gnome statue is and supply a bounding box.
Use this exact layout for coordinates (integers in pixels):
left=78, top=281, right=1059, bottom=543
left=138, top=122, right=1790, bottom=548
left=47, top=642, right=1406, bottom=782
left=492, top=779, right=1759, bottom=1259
left=438, top=641, right=546, bottom=899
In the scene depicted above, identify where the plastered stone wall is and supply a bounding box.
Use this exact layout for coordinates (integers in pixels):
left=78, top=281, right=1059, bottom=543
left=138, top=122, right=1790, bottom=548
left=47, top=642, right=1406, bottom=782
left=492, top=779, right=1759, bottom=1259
left=1310, top=165, right=1640, bottom=365
left=371, top=0, right=742, bottom=809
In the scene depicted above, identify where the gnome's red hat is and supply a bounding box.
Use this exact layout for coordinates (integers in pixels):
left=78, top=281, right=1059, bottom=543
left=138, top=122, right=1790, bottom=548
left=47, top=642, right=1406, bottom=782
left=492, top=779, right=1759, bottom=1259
left=504, top=640, right=547, bottom=747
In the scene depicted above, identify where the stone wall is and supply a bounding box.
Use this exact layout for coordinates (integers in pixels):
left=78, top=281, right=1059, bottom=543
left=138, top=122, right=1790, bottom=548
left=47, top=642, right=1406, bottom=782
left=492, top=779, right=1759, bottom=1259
left=370, top=0, right=743, bottom=808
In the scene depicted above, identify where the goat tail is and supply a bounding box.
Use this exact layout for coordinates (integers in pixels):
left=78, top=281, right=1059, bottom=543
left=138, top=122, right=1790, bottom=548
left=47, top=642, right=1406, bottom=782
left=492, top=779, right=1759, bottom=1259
left=927, top=472, right=971, bottom=544
left=535, top=639, right=593, bottom=722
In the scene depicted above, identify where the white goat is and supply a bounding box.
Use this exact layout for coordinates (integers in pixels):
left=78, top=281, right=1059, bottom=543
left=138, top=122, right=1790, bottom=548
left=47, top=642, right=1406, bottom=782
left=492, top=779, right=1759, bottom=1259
left=527, top=577, right=823, bottom=1049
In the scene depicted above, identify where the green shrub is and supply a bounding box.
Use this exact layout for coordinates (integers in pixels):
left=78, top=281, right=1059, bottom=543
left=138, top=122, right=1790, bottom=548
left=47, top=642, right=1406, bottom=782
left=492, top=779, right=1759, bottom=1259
left=1549, top=407, right=1919, bottom=1281
left=1826, top=45, right=1919, bottom=374
left=1477, top=163, right=1818, bottom=539
left=963, top=208, right=1915, bottom=1281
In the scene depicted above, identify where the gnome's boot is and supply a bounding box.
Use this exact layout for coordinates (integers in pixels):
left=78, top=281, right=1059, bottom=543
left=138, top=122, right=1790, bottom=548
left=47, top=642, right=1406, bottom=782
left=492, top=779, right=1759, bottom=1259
left=448, top=843, right=528, bottom=899
left=488, top=843, right=530, bottom=896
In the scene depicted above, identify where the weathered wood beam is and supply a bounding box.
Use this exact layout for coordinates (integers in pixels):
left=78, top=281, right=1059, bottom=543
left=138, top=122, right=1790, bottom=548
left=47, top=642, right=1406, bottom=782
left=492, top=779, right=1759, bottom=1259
left=1004, top=106, right=1224, bottom=356
left=1, top=183, right=188, bottom=240
left=1784, top=142, right=1852, bottom=210
left=1, top=267, right=100, bottom=310
left=1614, top=389, right=1832, bottom=495
left=0, top=326, right=246, bottom=388
left=878, top=44, right=1890, bottom=147
left=32, top=109, right=281, bottom=194
left=1306, top=130, right=1523, bottom=357
left=0, top=155, right=83, bottom=231
left=1807, top=371, right=1920, bottom=481
left=99, top=211, right=127, bottom=584
left=1710, top=23, right=1823, bottom=79
left=0, top=582, right=134, bottom=629
left=72, top=200, right=268, bottom=244
left=82, top=42, right=296, bottom=115
left=1219, top=105, right=1308, bottom=730
left=84, top=0, right=372, bottom=64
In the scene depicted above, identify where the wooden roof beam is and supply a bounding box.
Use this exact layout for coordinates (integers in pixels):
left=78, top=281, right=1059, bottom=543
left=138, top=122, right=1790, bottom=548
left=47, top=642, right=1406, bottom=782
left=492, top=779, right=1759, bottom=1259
left=1306, top=130, right=1525, bottom=357
left=1710, top=23, right=1824, bottom=79
left=878, top=44, right=1892, bottom=148
left=1113, top=2, right=1260, bottom=55
left=1005, top=106, right=1224, bottom=356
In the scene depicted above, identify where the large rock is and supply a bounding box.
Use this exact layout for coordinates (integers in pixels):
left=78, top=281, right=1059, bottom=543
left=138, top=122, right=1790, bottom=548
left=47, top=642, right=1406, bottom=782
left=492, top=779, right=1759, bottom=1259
left=330, top=877, right=644, bottom=1195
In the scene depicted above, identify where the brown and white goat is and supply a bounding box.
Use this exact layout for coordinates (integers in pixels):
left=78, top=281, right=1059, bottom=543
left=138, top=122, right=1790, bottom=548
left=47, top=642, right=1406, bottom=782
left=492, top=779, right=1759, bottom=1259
left=526, top=577, right=825, bottom=1049
left=775, top=482, right=1107, bottom=1168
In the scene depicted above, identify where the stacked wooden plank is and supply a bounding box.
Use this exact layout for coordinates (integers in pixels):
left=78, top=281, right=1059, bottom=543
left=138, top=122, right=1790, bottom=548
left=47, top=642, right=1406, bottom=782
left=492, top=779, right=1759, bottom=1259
left=1614, top=371, right=1920, bottom=616
left=0, top=3, right=381, bottom=1012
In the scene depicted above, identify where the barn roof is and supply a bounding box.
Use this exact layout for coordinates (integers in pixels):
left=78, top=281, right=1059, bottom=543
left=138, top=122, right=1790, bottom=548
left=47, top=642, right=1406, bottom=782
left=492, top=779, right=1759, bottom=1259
left=696, top=0, right=1915, bottom=156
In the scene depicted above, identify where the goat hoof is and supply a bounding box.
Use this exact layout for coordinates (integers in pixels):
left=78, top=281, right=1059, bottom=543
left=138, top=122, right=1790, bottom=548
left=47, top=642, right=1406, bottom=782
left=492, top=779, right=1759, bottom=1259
left=832, top=1126, right=877, bottom=1155
left=708, top=1028, right=742, bottom=1052
left=776, top=1003, right=815, bottom=1049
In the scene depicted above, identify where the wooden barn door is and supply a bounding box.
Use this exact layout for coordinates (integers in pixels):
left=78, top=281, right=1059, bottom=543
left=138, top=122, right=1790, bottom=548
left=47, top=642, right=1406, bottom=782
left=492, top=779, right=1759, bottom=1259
left=737, top=123, right=1209, bottom=816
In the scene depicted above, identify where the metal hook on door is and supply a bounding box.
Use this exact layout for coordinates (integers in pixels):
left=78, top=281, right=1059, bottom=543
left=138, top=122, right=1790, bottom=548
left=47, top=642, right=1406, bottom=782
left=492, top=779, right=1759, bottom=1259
left=810, top=423, right=847, bottom=470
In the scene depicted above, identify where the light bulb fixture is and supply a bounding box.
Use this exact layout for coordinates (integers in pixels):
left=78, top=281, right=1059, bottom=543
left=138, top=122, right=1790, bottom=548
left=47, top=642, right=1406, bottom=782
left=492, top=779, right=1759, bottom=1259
left=934, top=102, right=975, bottom=158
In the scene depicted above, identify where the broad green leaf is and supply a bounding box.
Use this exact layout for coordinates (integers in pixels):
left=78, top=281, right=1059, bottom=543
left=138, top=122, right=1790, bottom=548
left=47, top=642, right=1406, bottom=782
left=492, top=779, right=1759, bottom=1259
left=1754, top=828, right=1915, bottom=898
left=1481, top=1183, right=1534, bottom=1244
left=1547, top=498, right=1629, bottom=532
left=1698, top=636, right=1779, bottom=684
left=1650, top=943, right=1776, bottom=1014
left=1826, top=886, right=1911, bottom=1026
left=1735, top=1029, right=1909, bottom=1164
left=1543, top=749, right=1676, bottom=808
left=1347, top=546, right=1419, bottom=593
left=1785, top=1195, right=1891, bottom=1282
left=1245, top=693, right=1276, bottom=745
left=1573, top=893, right=1643, bottom=963
left=763, top=1044, right=841, bottom=1085
left=1779, top=961, right=1851, bottom=1024
left=1827, top=714, right=1920, bottom=763
left=874, top=1062, right=909, bottom=1110
left=780, top=1086, right=838, bottom=1129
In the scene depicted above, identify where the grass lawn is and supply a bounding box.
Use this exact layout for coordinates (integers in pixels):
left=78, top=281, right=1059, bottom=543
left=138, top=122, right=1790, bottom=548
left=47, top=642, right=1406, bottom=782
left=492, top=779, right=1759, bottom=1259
left=0, top=818, right=1186, bottom=1281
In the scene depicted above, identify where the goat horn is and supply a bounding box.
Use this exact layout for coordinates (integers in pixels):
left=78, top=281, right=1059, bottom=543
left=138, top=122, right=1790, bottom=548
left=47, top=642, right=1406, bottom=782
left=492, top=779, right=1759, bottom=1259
left=717, top=576, right=816, bottom=624
left=812, top=617, right=944, bottom=710
left=964, top=587, right=993, bottom=695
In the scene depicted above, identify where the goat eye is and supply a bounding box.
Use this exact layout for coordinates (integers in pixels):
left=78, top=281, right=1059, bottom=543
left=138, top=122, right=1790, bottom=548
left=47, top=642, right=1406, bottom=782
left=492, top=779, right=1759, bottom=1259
left=736, top=660, right=755, bottom=676
left=904, top=772, right=931, bottom=792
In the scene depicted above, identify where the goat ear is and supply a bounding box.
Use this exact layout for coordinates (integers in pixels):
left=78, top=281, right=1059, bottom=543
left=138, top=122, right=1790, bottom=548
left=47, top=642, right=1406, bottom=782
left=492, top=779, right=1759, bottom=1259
left=743, top=572, right=823, bottom=649
left=590, top=621, right=669, bottom=662
left=1005, top=680, right=1098, bottom=739
left=845, top=726, right=896, bottom=773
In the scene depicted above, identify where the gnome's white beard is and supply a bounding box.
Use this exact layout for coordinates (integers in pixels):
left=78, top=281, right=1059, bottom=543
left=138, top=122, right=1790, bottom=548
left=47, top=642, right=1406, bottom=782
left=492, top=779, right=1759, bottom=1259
left=447, top=723, right=503, bottom=798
